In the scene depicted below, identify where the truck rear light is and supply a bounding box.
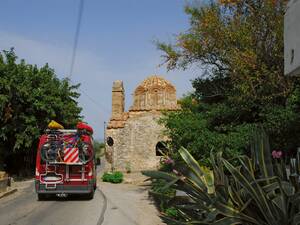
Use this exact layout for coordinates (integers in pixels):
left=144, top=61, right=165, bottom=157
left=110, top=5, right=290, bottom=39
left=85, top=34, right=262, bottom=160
left=88, top=169, right=93, bottom=176
left=36, top=168, right=40, bottom=176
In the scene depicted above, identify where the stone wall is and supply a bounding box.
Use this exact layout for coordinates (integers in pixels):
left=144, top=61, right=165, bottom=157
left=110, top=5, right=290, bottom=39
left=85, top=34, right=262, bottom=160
left=106, top=111, right=166, bottom=171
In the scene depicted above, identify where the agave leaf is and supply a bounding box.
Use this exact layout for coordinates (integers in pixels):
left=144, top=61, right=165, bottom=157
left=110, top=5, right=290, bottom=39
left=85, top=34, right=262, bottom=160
left=178, top=147, right=216, bottom=202
left=240, top=199, right=252, bottom=212
left=173, top=179, right=212, bottom=205
left=160, top=215, right=186, bottom=225
left=213, top=201, right=261, bottom=225
left=261, top=178, right=294, bottom=197
left=162, top=177, right=181, bottom=190
left=211, top=151, right=226, bottom=185
left=142, top=170, right=178, bottom=182
left=281, top=158, right=288, bottom=181
left=179, top=147, right=204, bottom=175
left=212, top=217, right=243, bottom=225
left=291, top=192, right=300, bottom=205
left=222, top=159, right=278, bottom=225
left=205, top=209, right=219, bottom=222
left=290, top=174, right=300, bottom=191
left=250, top=130, right=258, bottom=171
left=273, top=159, right=286, bottom=181
left=292, top=212, right=300, bottom=225
left=148, top=190, right=174, bottom=200
left=297, top=149, right=300, bottom=175
left=211, top=151, right=229, bottom=201
left=261, top=180, right=281, bottom=193
left=168, top=196, right=191, bottom=204
left=184, top=169, right=209, bottom=193
left=227, top=185, right=244, bottom=208
left=271, top=195, right=286, bottom=221
left=179, top=147, right=207, bottom=191
left=257, top=129, right=274, bottom=180
left=238, top=156, right=255, bottom=179
left=175, top=204, right=203, bottom=210
left=290, top=194, right=300, bottom=224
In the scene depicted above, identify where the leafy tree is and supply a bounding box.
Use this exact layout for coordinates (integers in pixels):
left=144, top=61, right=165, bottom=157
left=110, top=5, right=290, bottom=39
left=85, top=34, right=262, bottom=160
left=158, top=0, right=300, bottom=162
left=93, top=140, right=105, bottom=158
left=0, top=49, right=82, bottom=174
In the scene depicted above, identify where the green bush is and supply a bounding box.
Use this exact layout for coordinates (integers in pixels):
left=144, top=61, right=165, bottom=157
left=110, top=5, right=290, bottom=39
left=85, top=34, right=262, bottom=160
left=101, top=171, right=123, bottom=183
left=151, top=179, right=176, bottom=198
left=149, top=179, right=176, bottom=215
left=143, top=130, right=300, bottom=225
left=164, top=207, right=179, bottom=219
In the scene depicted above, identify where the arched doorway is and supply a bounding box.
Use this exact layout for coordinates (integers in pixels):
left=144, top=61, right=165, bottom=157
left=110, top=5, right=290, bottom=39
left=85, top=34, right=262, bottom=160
left=156, top=141, right=167, bottom=156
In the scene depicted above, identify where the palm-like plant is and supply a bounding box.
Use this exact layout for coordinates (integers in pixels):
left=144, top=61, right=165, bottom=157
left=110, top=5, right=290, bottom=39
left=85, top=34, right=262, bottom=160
left=142, top=131, right=300, bottom=225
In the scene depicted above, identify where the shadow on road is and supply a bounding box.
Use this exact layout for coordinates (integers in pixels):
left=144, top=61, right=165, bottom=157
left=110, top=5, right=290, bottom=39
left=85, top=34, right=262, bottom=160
left=38, top=194, right=93, bottom=201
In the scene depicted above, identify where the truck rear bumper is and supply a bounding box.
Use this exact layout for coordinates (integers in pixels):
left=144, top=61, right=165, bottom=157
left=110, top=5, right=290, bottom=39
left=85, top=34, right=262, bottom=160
left=35, top=180, right=94, bottom=194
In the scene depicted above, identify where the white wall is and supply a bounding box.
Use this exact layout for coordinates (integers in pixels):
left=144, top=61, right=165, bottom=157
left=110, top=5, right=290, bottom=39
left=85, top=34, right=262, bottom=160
left=285, top=0, right=300, bottom=76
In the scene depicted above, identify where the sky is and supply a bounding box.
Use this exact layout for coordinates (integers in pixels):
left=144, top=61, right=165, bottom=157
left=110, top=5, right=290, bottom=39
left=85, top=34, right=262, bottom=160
left=0, top=0, right=200, bottom=141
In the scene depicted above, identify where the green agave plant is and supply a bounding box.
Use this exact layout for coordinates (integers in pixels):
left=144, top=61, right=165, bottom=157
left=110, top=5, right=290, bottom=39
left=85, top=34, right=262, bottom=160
left=142, top=131, right=300, bottom=225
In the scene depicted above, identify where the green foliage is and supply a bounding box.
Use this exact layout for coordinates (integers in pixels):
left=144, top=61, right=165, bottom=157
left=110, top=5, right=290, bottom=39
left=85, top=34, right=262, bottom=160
left=160, top=0, right=290, bottom=101
left=149, top=178, right=176, bottom=214
left=158, top=0, right=300, bottom=162
left=0, top=49, right=82, bottom=172
left=151, top=178, right=176, bottom=198
left=93, top=140, right=105, bottom=158
left=102, top=171, right=123, bottom=183
left=143, top=131, right=300, bottom=225
left=165, top=207, right=179, bottom=219
left=160, top=98, right=255, bottom=164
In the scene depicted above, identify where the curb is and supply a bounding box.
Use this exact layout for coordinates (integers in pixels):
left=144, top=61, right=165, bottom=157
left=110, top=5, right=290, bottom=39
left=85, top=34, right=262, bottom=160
left=0, top=188, right=18, bottom=199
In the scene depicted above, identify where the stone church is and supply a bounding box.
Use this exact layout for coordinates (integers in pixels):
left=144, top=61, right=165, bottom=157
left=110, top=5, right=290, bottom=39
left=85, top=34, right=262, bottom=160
left=105, top=75, right=179, bottom=172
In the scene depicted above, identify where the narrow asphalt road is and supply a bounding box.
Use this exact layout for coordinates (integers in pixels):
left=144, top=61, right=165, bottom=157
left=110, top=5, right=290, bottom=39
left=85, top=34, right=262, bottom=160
left=0, top=160, right=164, bottom=225
left=0, top=181, right=106, bottom=225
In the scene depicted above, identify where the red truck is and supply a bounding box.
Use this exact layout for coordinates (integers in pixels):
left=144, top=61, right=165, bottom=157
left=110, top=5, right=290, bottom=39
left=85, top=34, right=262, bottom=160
left=35, top=124, right=97, bottom=200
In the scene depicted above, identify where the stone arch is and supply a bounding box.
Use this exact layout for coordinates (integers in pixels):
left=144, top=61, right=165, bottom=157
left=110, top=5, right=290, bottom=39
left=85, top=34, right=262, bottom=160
left=155, top=141, right=167, bottom=156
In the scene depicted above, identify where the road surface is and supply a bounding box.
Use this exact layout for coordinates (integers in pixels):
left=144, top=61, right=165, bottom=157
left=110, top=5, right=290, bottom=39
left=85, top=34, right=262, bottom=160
left=100, top=182, right=164, bottom=225
left=0, top=160, right=164, bottom=225
left=0, top=180, right=106, bottom=225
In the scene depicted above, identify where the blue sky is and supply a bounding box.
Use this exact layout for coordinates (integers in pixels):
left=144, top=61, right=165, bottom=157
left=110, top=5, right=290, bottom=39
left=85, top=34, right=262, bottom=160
left=0, top=0, right=199, bottom=140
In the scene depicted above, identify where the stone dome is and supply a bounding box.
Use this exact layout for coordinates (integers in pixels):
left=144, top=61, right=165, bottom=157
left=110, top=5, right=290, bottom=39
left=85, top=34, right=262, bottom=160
left=138, top=75, right=175, bottom=90
left=130, top=75, right=178, bottom=111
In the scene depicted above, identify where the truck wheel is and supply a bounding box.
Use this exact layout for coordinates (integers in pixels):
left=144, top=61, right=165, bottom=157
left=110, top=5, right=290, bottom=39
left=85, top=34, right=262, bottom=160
left=37, top=193, right=47, bottom=201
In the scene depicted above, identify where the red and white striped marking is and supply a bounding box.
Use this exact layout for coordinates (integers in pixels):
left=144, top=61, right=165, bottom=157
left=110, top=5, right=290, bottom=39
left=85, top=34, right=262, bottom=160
left=64, top=147, right=79, bottom=163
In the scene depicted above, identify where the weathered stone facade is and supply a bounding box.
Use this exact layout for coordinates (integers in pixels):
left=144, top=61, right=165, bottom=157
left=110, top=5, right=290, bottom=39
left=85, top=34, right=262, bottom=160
left=105, top=76, right=179, bottom=172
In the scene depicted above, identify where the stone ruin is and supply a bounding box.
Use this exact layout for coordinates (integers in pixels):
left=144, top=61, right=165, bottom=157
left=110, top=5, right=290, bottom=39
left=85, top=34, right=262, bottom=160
left=105, top=75, right=179, bottom=172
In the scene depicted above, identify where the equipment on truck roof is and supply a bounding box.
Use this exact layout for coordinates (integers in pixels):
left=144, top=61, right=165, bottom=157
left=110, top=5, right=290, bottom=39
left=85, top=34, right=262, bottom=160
left=41, top=122, right=94, bottom=164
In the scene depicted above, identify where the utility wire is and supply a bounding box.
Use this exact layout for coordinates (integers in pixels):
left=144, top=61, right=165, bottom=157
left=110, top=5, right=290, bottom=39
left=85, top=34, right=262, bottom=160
left=68, top=0, right=84, bottom=79
left=67, top=0, right=111, bottom=115
left=78, top=86, right=111, bottom=115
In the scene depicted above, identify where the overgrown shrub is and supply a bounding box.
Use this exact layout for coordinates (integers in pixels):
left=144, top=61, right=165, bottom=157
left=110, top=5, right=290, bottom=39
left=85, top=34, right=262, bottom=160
left=143, top=131, right=300, bottom=224
left=101, top=171, right=123, bottom=183
left=157, top=0, right=300, bottom=165
left=149, top=178, right=176, bottom=215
